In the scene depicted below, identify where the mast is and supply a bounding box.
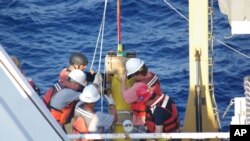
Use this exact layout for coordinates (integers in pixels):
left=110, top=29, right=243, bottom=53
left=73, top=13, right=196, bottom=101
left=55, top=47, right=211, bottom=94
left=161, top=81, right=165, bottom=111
left=183, top=0, right=220, bottom=139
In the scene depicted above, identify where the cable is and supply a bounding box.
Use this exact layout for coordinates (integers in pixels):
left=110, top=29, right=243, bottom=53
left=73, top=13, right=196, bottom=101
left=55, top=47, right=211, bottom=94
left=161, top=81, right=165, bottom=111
left=163, top=0, right=188, bottom=22
left=162, top=0, right=250, bottom=60
left=222, top=99, right=234, bottom=118
left=89, top=0, right=108, bottom=114
left=90, top=0, right=108, bottom=72
left=216, top=39, right=250, bottom=59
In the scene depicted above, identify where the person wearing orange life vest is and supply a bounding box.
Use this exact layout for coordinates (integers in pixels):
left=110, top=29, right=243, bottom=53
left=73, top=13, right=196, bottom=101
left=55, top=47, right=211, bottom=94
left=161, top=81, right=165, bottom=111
left=42, top=52, right=103, bottom=133
left=138, top=84, right=180, bottom=133
left=121, top=58, right=180, bottom=134
left=42, top=52, right=89, bottom=108
left=43, top=52, right=93, bottom=103
left=72, top=84, right=117, bottom=141
left=120, top=58, right=164, bottom=140
left=49, top=69, right=87, bottom=128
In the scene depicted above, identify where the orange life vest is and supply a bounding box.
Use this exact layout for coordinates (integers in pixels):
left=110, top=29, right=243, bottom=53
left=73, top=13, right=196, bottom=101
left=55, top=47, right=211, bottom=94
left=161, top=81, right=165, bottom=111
left=72, top=105, right=94, bottom=141
left=50, top=101, right=77, bottom=125
left=145, top=96, right=180, bottom=133
left=130, top=101, right=147, bottom=117
left=72, top=116, right=93, bottom=141
left=42, top=83, right=62, bottom=108
left=42, top=83, right=77, bottom=125
left=42, top=68, right=78, bottom=126
left=42, top=67, right=72, bottom=107
left=131, top=73, right=161, bottom=117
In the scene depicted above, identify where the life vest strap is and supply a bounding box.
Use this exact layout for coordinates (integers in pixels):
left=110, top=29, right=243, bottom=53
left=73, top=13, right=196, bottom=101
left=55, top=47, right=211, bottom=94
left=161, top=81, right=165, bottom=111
left=147, top=75, right=158, bottom=87
left=75, top=107, right=94, bottom=119
left=150, top=95, right=169, bottom=113
left=150, top=94, right=164, bottom=108
left=54, top=82, right=62, bottom=92
left=161, top=95, right=169, bottom=108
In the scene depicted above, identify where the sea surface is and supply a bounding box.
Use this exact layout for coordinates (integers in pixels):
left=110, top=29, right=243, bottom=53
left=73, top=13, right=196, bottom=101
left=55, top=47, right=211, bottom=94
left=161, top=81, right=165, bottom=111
left=0, top=0, right=249, bottom=132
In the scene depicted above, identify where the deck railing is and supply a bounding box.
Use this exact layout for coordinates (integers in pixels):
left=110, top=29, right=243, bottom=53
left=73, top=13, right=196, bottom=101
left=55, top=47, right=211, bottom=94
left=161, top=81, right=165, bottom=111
left=67, top=132, right=229, bottom=140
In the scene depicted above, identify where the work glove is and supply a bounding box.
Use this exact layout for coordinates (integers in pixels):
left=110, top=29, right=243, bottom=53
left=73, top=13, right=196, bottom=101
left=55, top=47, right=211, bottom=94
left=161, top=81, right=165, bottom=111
left=104, top=94, right=115, bottom=105
left=93, top=73, right=103, bottom=86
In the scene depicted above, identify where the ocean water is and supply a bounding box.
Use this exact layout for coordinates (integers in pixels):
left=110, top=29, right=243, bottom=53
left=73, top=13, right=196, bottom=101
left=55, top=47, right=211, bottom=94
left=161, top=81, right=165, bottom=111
left=0, top=0, right=249, bottom=132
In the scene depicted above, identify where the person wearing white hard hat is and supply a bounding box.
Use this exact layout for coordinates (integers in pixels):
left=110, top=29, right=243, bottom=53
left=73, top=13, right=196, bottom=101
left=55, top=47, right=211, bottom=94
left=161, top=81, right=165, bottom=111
left=120, top=58, right=166, bottom=136
left=72, top=84, right=117, bottom=136
left=44, top=52, right=101, bottom=108
left=49, top=69, right=87, bottom=130
left=42, top=52, right=89, bottom=108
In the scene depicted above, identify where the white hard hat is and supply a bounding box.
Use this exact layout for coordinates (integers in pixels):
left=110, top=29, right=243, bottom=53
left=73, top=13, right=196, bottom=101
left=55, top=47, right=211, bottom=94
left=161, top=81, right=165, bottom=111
left=126, top=58, right=144, bottom=76
left=79, top=84, right=100, bottom=103
left=68, top=70, right=87, bottom=86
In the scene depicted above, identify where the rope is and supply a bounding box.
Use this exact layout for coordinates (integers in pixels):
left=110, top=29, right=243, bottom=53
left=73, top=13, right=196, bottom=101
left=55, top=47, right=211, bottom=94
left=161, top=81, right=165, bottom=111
left=100, top=0, right=108, bottom=113
left=98, top=0, right=107, bottom=73
left=90, top=0, right=108, bottom=72
left=216, top=39, right=250, bottom=59
left=101, top=63, right=108, bottom=113
left=90, top=20, right=102, bottom=72
left=162, top=0, right=250, bottom=59
left=89, top=0, right=108, bottom=113
left=222, top=99, right=234, bottom=118
left=163, top=0, right=188, bottom=22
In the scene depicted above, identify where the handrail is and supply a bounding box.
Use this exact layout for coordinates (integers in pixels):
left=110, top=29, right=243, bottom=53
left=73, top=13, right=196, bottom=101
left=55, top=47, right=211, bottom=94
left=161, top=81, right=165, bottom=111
left=67, top=132, right=230, bottom=140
